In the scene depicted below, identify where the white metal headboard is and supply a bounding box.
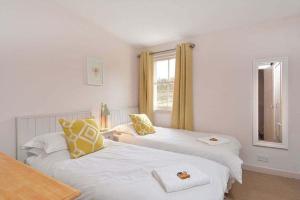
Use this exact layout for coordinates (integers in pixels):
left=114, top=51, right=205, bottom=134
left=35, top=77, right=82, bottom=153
left=16, top=111, right=91, bottom=162
left=109, top=107, right=138, bottom=127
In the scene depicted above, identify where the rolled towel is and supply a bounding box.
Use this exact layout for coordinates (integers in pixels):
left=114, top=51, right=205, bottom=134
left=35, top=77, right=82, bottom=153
left=152, top=165, right=210, bottom=192
left=197, top=136, right=230, bottom=145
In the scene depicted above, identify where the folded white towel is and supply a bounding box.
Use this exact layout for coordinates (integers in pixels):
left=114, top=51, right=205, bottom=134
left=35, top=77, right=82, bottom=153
left=152, top=165, right=210, bottom=193
left=197, top=136, right=230, bottom=145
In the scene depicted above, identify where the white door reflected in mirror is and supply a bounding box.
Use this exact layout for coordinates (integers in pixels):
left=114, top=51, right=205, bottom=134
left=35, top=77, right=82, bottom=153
left=253, top=57, right=288, bottom=149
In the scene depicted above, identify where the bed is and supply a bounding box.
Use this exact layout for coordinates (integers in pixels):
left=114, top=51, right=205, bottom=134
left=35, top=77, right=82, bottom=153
left=16, top=111, right=230, bottom=200
left=110, top=108, right=243, bottom=184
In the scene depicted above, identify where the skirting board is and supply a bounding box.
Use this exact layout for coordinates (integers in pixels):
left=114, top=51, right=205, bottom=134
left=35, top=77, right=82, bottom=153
left=243, top=164, right=300, bottom=180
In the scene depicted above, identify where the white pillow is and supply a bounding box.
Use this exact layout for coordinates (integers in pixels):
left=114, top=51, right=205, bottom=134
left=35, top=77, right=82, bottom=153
left=112, top=123, right=137, bottom=135
left=22, top=138, right=44, bottom=149
left=27, top=148, right=45, bottom=156
left=22, top=132, right=68, bottom=154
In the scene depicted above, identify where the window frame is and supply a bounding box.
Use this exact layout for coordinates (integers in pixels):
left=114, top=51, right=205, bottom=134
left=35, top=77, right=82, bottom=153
left=153, top=51, right=176, bottom=111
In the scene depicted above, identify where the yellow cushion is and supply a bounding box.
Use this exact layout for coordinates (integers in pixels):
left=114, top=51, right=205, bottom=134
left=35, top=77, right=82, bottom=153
left=58, top=118, right=104, bottom=159
left=129, top=114, right=155, bottom=135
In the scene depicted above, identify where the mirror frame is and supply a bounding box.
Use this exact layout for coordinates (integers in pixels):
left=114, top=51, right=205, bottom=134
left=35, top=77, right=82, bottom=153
left=253, top=57, right=288, bottom=149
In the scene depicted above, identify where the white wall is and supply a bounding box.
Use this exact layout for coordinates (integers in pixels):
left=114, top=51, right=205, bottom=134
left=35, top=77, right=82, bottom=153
left=149, top=16, right=300, bottom=175
left=0, top=0, right=138, bottom=157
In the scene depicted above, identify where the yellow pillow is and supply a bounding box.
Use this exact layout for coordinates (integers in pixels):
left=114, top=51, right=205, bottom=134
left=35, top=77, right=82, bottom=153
left=59, top=118, right=104, bottom=159
left=129, top=114, right=155, bottom=135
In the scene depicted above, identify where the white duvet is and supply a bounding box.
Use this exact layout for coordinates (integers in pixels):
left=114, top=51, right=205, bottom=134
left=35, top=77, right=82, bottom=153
left=27, top=140, right=229, bottom=200
left=114, top=125, right=243, bottom=183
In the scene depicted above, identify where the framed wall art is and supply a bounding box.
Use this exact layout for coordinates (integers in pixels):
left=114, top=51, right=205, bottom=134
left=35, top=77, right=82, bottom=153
left=86, top=57, right=103, bottom=86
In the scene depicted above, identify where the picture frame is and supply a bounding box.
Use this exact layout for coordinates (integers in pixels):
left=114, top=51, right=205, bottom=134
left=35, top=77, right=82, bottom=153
left=86, top=57, right=104, bottom=86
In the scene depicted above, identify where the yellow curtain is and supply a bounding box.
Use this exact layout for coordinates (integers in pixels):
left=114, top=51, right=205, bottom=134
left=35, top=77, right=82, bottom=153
left=139, top=52, right=154, bottom=121
left=171, top=43, right=193, bottom=130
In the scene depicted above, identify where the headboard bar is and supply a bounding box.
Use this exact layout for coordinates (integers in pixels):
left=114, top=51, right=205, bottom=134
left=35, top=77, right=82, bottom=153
left=109, top=107, right=138, bottom=127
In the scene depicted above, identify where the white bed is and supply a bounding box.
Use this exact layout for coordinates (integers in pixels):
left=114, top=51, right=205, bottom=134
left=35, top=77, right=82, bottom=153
left=17, top=111, right=230, bottom=200
left=27, top=140, right=230, bottom=200
left=113, top=124, right=243, bottom=184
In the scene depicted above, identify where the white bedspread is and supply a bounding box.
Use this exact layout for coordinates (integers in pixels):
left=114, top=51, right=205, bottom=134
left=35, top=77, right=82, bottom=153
left=27, top=140, right=229, bottom=200
left=116, top=126, right=243, bottom=183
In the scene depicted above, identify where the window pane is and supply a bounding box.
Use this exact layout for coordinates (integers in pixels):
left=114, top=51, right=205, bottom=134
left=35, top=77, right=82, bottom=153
left=168, top=83, right=174, bottom=108
left=154, top=57, right=176, bottom=110
left=156, top=83, right=169, bottom=108
left=169, top=59, right=176, bottom=80
left=155, top=60, right=169, bottom=81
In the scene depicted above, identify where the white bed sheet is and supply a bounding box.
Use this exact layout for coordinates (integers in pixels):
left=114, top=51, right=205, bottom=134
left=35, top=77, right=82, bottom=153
left=115, top=126, right=243, bottom=183
left=27, top=140, right=229, bottom=200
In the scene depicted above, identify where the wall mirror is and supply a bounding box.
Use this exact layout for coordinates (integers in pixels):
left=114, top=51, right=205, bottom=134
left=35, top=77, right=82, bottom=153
left=253, top=57, right=288, bottom=149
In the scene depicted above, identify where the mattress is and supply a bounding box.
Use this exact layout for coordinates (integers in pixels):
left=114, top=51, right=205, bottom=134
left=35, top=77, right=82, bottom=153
left=114, top=125, right=243, bottom=183
left=27, top=140, right=229, bottom=200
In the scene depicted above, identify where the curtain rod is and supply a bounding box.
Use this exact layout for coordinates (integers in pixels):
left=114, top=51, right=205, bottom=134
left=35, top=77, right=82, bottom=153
left=137, top=43, right=195, bottom=58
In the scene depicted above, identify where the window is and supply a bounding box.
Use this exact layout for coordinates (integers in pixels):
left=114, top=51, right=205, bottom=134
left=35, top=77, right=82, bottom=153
left=153, top=55, right=176, bottom=111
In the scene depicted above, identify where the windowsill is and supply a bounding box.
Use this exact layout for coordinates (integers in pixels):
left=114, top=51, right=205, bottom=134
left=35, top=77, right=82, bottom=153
left=154, top=109, right=172, bottom=113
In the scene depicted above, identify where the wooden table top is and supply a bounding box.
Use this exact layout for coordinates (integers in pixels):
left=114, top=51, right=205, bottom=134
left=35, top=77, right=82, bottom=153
left=0, top=152, right=80, bottom=200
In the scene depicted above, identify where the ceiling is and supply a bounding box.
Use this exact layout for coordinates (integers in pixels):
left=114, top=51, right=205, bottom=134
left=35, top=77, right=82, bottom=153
left=55, top=0, right=300, bottom=47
